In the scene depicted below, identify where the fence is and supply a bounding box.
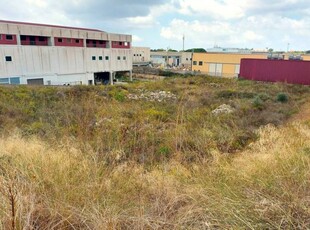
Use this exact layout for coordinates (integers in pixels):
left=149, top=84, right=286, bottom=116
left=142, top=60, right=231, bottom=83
left=239, top=59, right=310, bottom=85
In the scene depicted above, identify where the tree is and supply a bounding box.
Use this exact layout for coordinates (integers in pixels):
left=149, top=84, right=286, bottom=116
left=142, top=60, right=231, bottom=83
left=185, top=48, right=206, bottom=53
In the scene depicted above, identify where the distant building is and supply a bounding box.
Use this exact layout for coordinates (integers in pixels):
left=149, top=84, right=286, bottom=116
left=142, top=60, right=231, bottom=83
left=206, top=47, right=253, bottom=54
left=132, top=47, right=151, bottom=66
left=192, top=52, right=268, bottom=78
left=0, top=20, right=132, bottom=85
left=150, top=51, right=192, bottom=68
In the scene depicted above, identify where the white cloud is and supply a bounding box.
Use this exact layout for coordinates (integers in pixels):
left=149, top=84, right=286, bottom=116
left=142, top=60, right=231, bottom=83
left=132, top=35, right=143, bottom=43
left=175, top=0, right=246, bottom=19
left=160, top=13, right=310, bottom=50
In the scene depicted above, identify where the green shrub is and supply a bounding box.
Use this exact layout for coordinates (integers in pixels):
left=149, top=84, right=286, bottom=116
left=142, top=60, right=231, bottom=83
left=252, top=96, right=265, bottom=110
left=257, top=93, right=270, bottom=101
left=276, top=93, right=289, bottom=103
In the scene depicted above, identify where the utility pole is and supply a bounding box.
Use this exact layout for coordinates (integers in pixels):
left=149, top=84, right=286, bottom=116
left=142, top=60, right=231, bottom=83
left=287, top=43, right=290, bottom=53
left=182, top=34, right=185, bottom=51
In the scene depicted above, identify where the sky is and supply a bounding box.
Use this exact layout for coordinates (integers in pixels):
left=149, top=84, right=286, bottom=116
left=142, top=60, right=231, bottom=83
left=1, top=0, right=310, bottom=51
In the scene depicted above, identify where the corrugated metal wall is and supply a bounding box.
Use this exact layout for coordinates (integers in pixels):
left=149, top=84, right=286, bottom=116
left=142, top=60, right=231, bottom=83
left=240, top=59, right=310, bottom=85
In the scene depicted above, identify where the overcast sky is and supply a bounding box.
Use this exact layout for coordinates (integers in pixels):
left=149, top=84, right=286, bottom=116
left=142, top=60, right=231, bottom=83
left=1, top=0, right=310, bottom=51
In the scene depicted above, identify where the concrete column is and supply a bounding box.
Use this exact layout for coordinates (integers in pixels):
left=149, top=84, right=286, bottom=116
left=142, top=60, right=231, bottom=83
left=49, top=37, right=55, bottom=46
left=16, top=34, right=21, bottom=45
left=129, top=70, right=133, bottom=82
left=109, top=71, right=114, bottom=85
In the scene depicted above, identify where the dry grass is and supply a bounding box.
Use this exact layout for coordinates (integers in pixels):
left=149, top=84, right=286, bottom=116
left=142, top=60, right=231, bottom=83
left=0, top=77, right=310, bottom=229
left=0, top=121, right=309, bottom=229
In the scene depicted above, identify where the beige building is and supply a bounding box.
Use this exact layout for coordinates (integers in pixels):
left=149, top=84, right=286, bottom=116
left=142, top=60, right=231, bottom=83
left=132, top=47, right=151, bottom=64
left=0, top=20, right=132, bottom=85
left=192, top=52, right=268, bottom=77
left=150, top=51, right=192, bottom=68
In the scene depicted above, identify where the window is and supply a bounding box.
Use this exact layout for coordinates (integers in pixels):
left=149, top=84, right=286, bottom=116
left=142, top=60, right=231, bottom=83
left=0, top=78, right=9, bottom=84
left=105, top=56, right=109, bottom=60
left=193, top=61, right=197, bottom=65
left=99, top=41, right=104, bottom=44
left=117, top=56, right=121, bottom=60
left=5, top=56, right=12, bottom=62
left=0, top=34, right=2, bottom=40
left=99, top=56, right=103, bottom=60
left=199, top=61, right=203, bottom=66
left=20, top=35, right=26, bottom=41
left=92, top=56, right=96, bottom=60
left=119, top=42, right=122, bottom=45
left=75, top=39, right=80, bottom=43
left=39, top=37, right=45, bottom=42
left=66, top=38, right=71, bottom=43
left=186, top=58, right=188, bottom=61
left=123, top=56, right=126, bottom=60
left=6, top=35, right=13, bottom=40
left=58, top=38, right=63, bottom=43
left=86, top=40, right=89, bottom=44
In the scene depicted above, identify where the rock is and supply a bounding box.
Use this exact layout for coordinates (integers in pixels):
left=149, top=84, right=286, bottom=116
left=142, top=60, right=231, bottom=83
left=212, top=104, right=234, bottom=115
left=127, top=90, right=177, bottom=102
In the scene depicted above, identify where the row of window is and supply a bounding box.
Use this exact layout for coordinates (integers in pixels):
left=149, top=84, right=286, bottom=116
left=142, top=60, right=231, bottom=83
left=91, top=56, right=127, bottom=61
left=133, top=54, right=143, bottom=57
left=4, top=55, right=128, bottom=62
left=0, top=34, right=130, bottom=48
left=193, top=61, right=203, bottom=66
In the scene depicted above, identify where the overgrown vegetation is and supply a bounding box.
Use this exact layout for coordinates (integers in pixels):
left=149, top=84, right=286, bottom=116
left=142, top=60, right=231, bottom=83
left=0, top=76, right=310, bottom=229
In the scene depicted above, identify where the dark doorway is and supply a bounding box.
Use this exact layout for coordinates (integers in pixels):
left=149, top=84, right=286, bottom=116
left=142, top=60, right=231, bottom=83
left=94, top=72, right=110, bottom=85
left=27, top=78, right=44, bottom=85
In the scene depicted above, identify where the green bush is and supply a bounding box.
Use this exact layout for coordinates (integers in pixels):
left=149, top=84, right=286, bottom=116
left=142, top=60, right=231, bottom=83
left=257, top=93, right=270, bottom=101
left=277, top=93, right=289, bottom=103
left=252, top=96, right=264, bottom=110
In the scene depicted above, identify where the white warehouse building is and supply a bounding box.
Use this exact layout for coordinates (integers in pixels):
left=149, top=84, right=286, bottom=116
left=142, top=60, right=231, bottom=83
left=0, top=20, right=133, bottom=85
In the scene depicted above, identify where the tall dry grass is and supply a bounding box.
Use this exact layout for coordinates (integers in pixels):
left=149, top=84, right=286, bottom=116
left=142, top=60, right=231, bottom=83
left=0, top=121, right=309, bottom=229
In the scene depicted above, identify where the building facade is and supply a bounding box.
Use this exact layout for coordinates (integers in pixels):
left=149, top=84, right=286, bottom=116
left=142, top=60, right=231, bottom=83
left=132, top=47, right=151, bottom=65
left=0, top=20, right=132, bottom=85
left=192, top=52, right=268, bottom=78
left=150, top=51, right=192, bottom=68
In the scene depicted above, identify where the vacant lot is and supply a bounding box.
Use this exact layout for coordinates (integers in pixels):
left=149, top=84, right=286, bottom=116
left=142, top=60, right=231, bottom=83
left=1, top=76, right=310, bottom=229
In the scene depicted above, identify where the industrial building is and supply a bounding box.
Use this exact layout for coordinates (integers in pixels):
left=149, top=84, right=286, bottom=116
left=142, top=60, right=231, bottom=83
left=0, top=20, right=132, bottom=85
left=192, top=52, right=268, bottom=78
left=192, top=51, right=310, bottom=78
